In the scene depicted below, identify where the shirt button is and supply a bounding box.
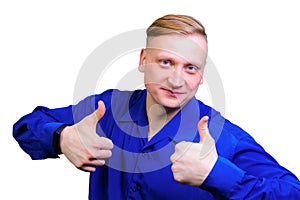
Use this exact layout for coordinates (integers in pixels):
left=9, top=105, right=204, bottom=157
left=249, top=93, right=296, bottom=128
left=142, top=153, right=147, bottom=157
left=133, top=186, right=138, bottom=191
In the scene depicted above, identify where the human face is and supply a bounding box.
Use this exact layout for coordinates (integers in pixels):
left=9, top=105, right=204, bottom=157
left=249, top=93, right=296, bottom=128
left=139, top=34, right=208, bottom=110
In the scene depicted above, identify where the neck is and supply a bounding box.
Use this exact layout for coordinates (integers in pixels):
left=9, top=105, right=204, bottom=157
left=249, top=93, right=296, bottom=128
left=146, top=95, right=180, bottom=141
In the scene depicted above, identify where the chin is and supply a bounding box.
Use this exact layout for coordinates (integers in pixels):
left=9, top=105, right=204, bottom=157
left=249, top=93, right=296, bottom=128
left=159, top=99, right=183, bottom=110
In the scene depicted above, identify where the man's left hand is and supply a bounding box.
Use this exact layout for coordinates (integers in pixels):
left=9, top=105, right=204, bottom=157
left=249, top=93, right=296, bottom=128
left=170, top=116, right=218, bottom=186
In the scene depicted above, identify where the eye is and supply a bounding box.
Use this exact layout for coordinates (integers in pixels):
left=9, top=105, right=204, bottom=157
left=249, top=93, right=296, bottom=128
left=186, top=65, right=199, bottom=74
left=159, top=60, right=171, bottom=67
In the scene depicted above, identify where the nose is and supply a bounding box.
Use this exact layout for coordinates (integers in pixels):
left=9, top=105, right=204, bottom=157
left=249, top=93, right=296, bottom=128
left=167, top=67, right=184, bottom=89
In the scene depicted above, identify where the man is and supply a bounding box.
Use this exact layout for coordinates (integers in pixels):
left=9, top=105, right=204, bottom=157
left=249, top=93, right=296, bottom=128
left=13, top=14, right=300, bottom=199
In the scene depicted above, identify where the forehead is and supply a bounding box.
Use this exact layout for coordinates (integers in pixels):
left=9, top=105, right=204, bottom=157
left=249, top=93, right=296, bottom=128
left=146, top=34, right=208, bottom=66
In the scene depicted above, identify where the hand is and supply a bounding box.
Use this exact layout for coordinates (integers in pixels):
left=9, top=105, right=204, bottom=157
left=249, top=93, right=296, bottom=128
left=60, top=101, right=113, bottom=172
left=170, top=116, right=218, bottom=186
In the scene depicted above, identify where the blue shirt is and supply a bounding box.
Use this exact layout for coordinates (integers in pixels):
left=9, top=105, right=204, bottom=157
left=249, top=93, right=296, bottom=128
left=13, top=89, right=300, bottom=199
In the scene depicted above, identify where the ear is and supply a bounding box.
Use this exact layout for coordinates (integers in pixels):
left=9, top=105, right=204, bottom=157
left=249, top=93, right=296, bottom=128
left=138, top=49, right=146, bottom=72
left=198, top=68, right=205, bottom=85
left=199, top=77, right=204, bottom=85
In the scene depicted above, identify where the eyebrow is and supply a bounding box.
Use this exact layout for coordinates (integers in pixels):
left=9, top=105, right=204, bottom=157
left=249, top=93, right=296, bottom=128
left=154, top=51, right=202, bottom=68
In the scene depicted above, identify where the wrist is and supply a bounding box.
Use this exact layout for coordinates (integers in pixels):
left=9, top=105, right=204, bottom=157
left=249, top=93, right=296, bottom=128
left=52, top=124, right=68, bottom=154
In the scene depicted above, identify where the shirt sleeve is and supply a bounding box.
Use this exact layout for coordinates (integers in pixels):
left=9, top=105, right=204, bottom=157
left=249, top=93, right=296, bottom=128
left=201, top=135, right=300, bottom=199
left=12, top=90, right=113, bottom=160
left=13, top=105, right=74, bottom=159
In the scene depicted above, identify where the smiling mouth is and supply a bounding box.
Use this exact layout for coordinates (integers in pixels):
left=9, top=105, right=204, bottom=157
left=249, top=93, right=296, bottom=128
left=160, top=88, right=183, bottom=97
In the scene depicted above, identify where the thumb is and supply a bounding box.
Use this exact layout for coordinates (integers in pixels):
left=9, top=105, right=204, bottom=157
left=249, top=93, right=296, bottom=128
left=198, top=116, right=209, bottom=144
left=94, top=100, right=106, bottom=121
left=86, top=100, right=106, bottom=125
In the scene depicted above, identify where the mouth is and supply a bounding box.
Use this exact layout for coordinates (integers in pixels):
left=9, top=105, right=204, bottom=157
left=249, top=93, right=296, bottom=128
left=160, top=88, right=184, bottom=97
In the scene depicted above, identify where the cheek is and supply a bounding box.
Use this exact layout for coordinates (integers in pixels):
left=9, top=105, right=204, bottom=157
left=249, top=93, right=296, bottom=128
left=144, top=71, right=156, bottom=85
left=185, top=75, right=202, bottom=89
left=183, top=79, right=201, bottom=97
left=144, top=67, right=168, bottom=85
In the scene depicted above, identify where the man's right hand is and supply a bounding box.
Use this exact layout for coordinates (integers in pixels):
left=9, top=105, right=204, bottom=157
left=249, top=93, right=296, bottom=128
left=60, top=100, right=113, bottom=172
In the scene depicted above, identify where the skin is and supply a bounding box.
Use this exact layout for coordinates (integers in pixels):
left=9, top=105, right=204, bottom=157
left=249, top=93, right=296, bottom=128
left=170, top=116, right=218, bottom=186
left=138, top=33, right=208, bottom=138
left=60, top=33, right=218, bottom=185
left=137, top=34, right=218, bottom=185
left=139, top=34, right=208, bottom=111
left=61, top=101, right=113, bottom=172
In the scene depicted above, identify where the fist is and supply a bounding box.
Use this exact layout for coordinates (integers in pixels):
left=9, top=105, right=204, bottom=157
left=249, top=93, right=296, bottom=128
left=170, top=116, right=218, bottom=186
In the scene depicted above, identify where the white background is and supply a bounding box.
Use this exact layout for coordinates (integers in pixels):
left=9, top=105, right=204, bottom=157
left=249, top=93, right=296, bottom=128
left=1, top=0, right=300, bottom=199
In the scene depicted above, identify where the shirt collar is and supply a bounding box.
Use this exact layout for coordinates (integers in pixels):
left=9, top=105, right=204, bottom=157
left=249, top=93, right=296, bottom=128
left=118, top=90, right=148, bottom=126
left=165, top=97, right=201, bottom=143
left=117, top=90, right=202, bottom=143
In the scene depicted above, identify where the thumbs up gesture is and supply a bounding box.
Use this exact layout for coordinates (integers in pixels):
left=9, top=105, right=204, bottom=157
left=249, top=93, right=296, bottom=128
left=170, top=116, right=218, bottom=186
left=60, top=101, right=113, bottom=172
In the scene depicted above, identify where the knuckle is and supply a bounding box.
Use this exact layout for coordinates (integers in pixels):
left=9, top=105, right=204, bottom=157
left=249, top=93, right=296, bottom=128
left=87, top=151, right=97, bottom=160
left=174, top=174, right=183, bottom=182
left=81, top=158, right=90, bottom=165
left=106, top=150, right=112, bottom=158
left=170, top=153, right=179, bottom=163
left=91, top=149, right=112, bottom=160
left=81, top=166, right=96, bottom=172
left=108, top=140, right=114, bottom=149
left=170, top=154, right=175, bottom=163
left=177, top=177, right=184, bottom=183
left=173, top=172, right=184, bottom=182
left=174, top=144, right=180, bottom=151
left=98, top=160, right=106, bottom=166
left=171, top=164, right=176, bottom=172
left=75, top=163, right=81, bottom=169
left=92, top=159, right=103, bottom=165
left=175, top=141, right=186, bottom=151
left=99, top=150, right=112, bottom=159
left=99, top=137, right=114, bottom=149
left=75, top=161, right=84, bottom=169
left=79, top=156, right=92, bottom=166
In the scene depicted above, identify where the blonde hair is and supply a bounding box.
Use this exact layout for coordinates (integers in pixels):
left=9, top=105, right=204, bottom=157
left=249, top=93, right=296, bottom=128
left=146, top=14, right=207, bottom=45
